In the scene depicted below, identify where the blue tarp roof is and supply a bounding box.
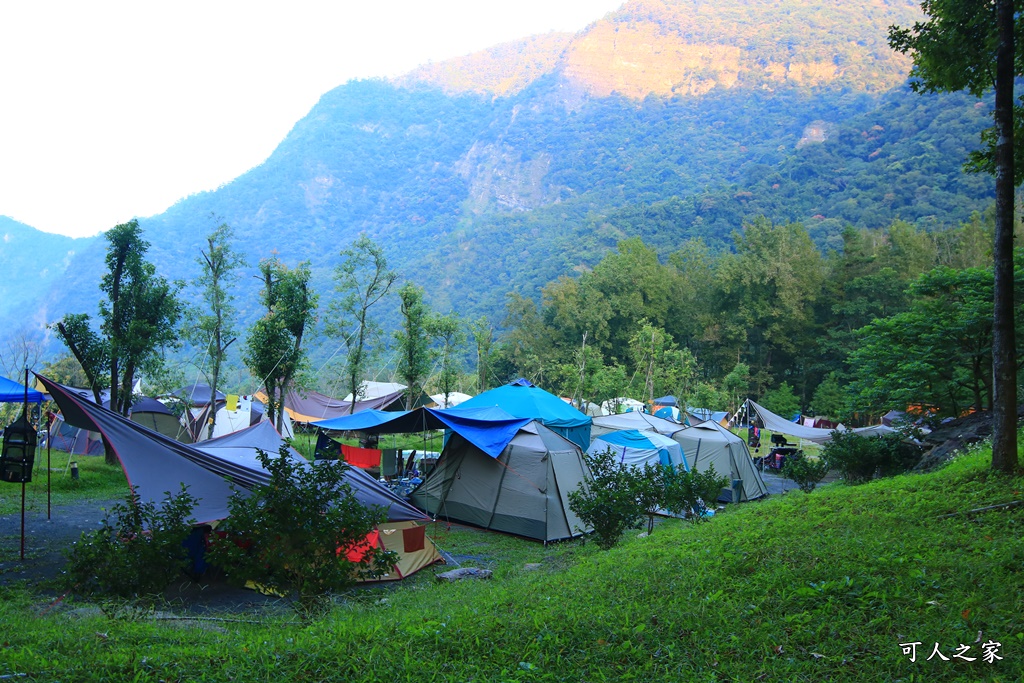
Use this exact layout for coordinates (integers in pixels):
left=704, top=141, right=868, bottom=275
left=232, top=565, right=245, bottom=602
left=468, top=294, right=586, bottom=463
left=456, top=381, right=592, bottom=450
left=0, top=375, right=44, bottom=403
left=457, top=382, right=590, bottom=429
left=314, top=405, right=531, bottom=459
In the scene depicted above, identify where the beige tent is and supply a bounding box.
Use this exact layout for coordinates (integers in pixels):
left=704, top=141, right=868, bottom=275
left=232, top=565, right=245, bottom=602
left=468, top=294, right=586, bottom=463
left=671, top=420, right=769, bottom=502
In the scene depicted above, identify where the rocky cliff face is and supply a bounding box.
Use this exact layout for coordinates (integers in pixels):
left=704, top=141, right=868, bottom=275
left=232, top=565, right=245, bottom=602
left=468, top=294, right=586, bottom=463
left=401, top=0, right=921, bottom=100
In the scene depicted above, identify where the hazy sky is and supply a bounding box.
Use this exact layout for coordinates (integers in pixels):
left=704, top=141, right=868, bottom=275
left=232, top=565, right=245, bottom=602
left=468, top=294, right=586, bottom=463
left=0, top=1, right=622, bottom=238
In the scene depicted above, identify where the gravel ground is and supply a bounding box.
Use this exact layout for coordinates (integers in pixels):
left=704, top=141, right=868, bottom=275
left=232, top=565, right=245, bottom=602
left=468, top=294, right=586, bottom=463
left=0, top=499, right=293, bottom=615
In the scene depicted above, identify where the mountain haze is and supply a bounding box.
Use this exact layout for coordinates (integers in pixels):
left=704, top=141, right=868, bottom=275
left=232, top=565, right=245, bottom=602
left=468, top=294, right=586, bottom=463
left=1, top=0, right=995, bottom=369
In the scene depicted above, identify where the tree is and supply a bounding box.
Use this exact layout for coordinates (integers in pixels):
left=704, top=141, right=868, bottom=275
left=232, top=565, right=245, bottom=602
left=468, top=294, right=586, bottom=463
left=890, top=0, right=1018, bottom=472
left=243, top=259, right=317, bottom=431
left=430, top=312, right=465, bottom=407
left=468, top=316, right=494, bottom=393
left=760, top=381, right=801, bottom=420
left=190, top=222, right=245, bottom=432
left=329, top=237, right=397, bottom=414
left=848, top=260, right=1024, bottom=418
left=0, top=328, right=44, bottom=379
left=55, top=220, right=183, bottom=464
left=208, top=446, right=395, bottom=618
left=394, top=283, right=433, bottom=410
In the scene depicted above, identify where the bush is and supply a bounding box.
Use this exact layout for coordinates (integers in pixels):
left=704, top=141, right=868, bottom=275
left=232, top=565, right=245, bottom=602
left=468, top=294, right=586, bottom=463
left=662, top=464, right=729, bottom=521
left=781, top=454, right=830, bottom=493
left=208, top=445, right=395, bottom=619
left=569, top=449, right=646, bottom=550
left=823, top=430, right=922, bottom=484
left=64, top=485, right=197, bottom=604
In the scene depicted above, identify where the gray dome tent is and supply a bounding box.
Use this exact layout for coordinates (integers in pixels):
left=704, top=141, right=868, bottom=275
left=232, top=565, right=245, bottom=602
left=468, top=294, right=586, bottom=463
left=411, top=421, right=590, bottom=542
left=672, top=420, right=769, bottom=502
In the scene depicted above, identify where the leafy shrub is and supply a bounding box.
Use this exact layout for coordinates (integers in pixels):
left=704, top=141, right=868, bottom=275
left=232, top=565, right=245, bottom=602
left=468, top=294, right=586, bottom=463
left=569, top=448, right=646, bottom=550
left=781, top=454, right=830, bottom=493
left=662, top=464, right=729, bottom=521
left=823, top=430, right=922, bottom=484
left=208, top=445, right=395, bottom=619
left=64, top=485, right=197, bottom=603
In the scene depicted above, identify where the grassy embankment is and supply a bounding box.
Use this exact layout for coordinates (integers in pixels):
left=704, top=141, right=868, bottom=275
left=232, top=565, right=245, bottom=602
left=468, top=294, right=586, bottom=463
left=1, top=435, right=1022, bottom=680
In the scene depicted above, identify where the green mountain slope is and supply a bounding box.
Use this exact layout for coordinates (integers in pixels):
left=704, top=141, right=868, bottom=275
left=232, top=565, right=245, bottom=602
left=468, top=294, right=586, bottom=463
left=0, top=0, right=995, bottom=362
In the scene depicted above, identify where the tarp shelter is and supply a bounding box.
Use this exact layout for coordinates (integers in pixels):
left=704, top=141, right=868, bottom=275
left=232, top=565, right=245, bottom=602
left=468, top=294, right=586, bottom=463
left=39, top=375, right=427, bottom=524
left=0, top=375, right=44, bottom=403
left=171, top=382, right=226, bottom=406
left=315, top=405, right=532, bottom=460
left=654, top=395, right=678, bottom=407
left=456, top=379, right=592, bottom=450
left=591, top=412, right=686, bottom=440
left=587, top=429, right=688, bottom=472
left=410, top=420, right=590, bottom=542
left=745, top=400, right=889, bottom=444
left=343, top=381, right=407, bottom=401
left=672, top=420, right=769, bottom=502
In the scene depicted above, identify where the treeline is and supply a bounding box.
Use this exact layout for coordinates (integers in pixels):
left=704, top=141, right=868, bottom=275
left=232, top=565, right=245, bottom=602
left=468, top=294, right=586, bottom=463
left=35, top=210, right=1021, bottom=429
left=483, top=212, right=1023, bottom=422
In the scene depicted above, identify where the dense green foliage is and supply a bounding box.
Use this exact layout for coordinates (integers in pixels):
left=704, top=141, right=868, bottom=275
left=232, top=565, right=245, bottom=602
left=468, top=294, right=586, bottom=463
left=781, top=454, right=831, bottom=493
left=208, top=446, right=394, bottom=618
left=63, top=485, right=197, bottom=602
left=822, top=430, right=924, bottom=484
left=3, top=440, right=1021, bottom=680
left=568, top=449, right=646, bottom=550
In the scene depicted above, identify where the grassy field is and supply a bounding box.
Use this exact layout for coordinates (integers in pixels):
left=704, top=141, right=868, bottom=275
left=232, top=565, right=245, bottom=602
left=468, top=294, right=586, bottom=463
left=0, top=451, right=126, bottom=516
left=1, top=438, right=1022, bottom=681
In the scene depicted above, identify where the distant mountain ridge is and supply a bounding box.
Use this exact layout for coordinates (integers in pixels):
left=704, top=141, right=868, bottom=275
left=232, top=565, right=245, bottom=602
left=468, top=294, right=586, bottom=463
left=0, top=0, right=993, bottom=368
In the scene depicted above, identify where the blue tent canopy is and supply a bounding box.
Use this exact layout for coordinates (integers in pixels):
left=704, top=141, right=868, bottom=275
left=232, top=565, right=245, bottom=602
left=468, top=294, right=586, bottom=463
left=314, top=405, right=531, bottom=459
left=456, top=381, right=591, bottom=449
left=0, top=375, right=44, bottom=403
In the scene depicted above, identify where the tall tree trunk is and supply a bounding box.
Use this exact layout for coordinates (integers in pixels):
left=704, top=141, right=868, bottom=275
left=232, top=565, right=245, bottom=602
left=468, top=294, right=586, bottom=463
left=992, top=0, right=1019, bottom=473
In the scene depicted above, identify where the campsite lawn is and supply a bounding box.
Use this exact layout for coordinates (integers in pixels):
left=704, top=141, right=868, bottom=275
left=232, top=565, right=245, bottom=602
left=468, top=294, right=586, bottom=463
left=1, top=441, right=1022, bottom=681
left=0, top=452, right=125, bottom=516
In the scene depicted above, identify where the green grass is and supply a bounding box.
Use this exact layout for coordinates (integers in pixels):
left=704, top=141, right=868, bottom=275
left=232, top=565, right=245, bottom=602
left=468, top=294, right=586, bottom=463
left=1, top=441, right=1022, bottom=681
left=0, top=451, right=127, bottom=516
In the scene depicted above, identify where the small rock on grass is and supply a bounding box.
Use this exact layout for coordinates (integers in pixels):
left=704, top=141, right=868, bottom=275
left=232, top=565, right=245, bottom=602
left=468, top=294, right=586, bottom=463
left=436, top=567, right=492, bottom=582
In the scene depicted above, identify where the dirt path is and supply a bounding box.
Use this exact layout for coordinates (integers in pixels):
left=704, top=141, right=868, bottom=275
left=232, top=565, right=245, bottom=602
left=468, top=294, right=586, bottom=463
left=0, top=500, right=293, bottom=615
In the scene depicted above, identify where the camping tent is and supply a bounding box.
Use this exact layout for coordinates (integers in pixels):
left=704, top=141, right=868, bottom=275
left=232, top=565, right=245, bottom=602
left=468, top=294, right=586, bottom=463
left=410, top=420, right=590, bottom=542
left=104, top=396, right=193, bottom=444
left=456, top=379, right=592, bottom=450
left=48, top=413, right=105, bottom=455
left=672, top=420, right=769, bottom=502
left=587, top=429, right=688, bottom=472
left=429, top=392, right=472, bottom=409
left=591, top=411, right=686, bottom=440
left=600, top=397, right=646, bottom=415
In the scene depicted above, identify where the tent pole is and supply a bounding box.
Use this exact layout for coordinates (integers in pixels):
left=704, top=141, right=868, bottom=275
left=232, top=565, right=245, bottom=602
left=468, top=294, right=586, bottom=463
left=20, top=481, right=26, bottom=561
left=47, top=411, right=51, bottom=520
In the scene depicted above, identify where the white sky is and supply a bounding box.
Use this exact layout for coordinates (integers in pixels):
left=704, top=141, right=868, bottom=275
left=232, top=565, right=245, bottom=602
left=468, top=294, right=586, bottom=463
left=0, top=1, right=622, bottom=239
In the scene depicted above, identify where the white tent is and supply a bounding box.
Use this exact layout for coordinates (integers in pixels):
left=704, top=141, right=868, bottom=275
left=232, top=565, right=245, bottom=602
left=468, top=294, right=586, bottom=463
left=600, top=397, right=646, bottom=415
left=344, top=381, right=407, bottom=402
left=587, top=429, right=687, bottom=471
left=429, top=391, right=473, bottom=409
